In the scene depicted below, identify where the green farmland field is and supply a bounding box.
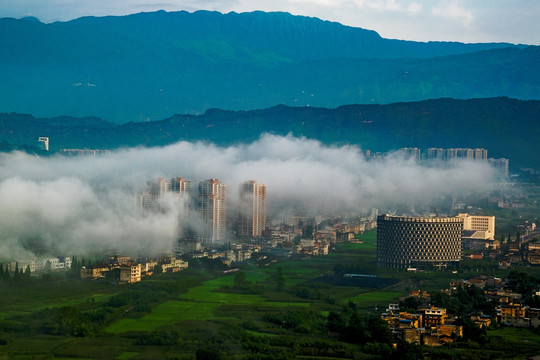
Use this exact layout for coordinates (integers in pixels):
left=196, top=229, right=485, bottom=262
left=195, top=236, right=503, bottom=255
left=106, top=273, right=310, bottom=333
left=106, top=301, right=220, bottom=333
left=346, top=291, right=402, bottom=306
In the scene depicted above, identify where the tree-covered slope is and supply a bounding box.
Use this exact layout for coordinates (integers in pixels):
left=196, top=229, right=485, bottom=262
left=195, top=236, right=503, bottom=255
left=0, top=11, right=537, bottom=123
left=1, top=98, right=539, bottom=169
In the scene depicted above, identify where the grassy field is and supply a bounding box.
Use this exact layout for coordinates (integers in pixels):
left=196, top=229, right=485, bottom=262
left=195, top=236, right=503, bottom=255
left=347, top=291, right=402, bottom=303
left=106, top=273, right=311, bottom=334
left=487, top=326, right=540, bottom=344
left=0, top=280, right=117, bottom=314
left=106, top=301, right=221, bottom=333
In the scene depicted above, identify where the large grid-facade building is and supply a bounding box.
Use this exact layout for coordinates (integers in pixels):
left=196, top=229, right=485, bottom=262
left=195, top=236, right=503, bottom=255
left=377, top=215, right=463, bottom=269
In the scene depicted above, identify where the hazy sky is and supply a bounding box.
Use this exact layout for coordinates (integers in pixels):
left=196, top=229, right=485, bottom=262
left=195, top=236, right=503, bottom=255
left=0, top=0, right=539, bottom=45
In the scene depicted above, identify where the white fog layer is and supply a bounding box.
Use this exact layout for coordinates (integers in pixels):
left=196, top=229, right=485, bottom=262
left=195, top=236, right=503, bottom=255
left=0, top=134, right=497, bottom=258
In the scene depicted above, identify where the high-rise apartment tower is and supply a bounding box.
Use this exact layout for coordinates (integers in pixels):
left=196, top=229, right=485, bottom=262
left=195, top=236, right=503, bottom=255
left=197, top=179, right=227, bottom=243
left=237, top=180, right=266, bottom=237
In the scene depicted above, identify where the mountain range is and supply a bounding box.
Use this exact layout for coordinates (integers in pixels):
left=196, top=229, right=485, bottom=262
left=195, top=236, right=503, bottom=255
left=1, top=10, right=539, bottom=123
left=2, top=97, right=539, bottom=170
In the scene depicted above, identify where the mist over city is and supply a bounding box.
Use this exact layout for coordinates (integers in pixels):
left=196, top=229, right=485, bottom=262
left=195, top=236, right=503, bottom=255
left=0, top=134, right=497, bottom=259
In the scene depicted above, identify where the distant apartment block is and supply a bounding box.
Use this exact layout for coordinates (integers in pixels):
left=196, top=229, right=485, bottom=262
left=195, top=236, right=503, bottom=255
left=198, top=178, right=227, bottom=243
left=399, top=147, right=421, bottom=161
left=237, top=180, right=266, bottom=237
left=429, top=147, right=487, bottom=162
left=488, top=157, right=509, bottom=177
left=43, top=256, right=72, bottom=271
left=138, top=177, right=192, bottom=213
left=8, top=260, right=36, bottom=274
left=59, top=149, right=111, bottom=156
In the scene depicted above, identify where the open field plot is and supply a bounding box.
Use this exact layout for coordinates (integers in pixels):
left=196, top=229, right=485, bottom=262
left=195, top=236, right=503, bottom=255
left=242, top=269, right=271, bottom=283
left=0, top=334, right=138, bottom=360
left=49, top=336, right=133, bottom=359
left=107, top=273, right=311, bottom=333
left=116, top=352, right=140, bottom=359
left=106, top=301, right=221, bottom=333
left=0, top=335, right=74, bottom=358
left=0, top=280, right=117, bottom=318
left=487, top=326, right=540, bottom=344
left=346, top=291, right=402, bottom=305
left=315, top=275, right=398, bottom=288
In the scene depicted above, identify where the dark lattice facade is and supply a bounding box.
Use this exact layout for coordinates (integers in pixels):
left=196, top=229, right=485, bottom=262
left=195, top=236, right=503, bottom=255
left=377, top=215, right=463, bottom=269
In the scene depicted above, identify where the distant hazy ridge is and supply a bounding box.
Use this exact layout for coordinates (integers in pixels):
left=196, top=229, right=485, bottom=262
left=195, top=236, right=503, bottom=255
left=1, top=98, right=539, bottom=169
left=0, top=10, right=539, bottom=123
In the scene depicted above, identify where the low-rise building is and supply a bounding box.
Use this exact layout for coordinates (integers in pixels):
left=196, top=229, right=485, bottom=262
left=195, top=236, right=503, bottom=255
left=120, top=264, right=142, bottom=283
left=422, top=307, right=447, bottom=328
left=42, top=256, right=72, bottom=271
left=471, top=314, right=492, bottom=328
left=80, top=266, right=110, bottom=280
left=160, top=258, right=188, bottom=273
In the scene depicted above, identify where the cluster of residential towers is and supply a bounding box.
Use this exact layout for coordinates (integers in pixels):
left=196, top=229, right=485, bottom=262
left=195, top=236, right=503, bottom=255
left=137, top=178, right=266, bottom=244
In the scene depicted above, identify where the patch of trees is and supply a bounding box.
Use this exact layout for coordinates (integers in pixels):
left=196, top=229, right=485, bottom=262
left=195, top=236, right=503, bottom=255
left=271, top=268, right=286, bottom=292
left=326, top=301, right=399, bottom=357
left=0, top=262, right=31, bottom=283
left=188, top=257, right=229, bottom=271
left=200, top=324, right=354, bottom=360
left=264, top=309, right=325, bottom=334
left=430, top=285, right=494, bottom=317
left=327, top=301, right=393, bottom=345
left=399, top=296, right=423, bottom=313
left=136, top=329, right=179, bottom=346
left=220, top=271, right=265, bottom=294
left=459, top=259, right=499, bottom=271
left=507, top=271, right=540, bottom=306
left=9, top=307, right=102, bottom=337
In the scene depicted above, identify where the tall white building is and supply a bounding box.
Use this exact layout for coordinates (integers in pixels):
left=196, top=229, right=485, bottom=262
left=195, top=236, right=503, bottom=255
left=139, top=177, right=192, bottom=212
left=170, top=177, right=191, bottom=195
left=400, top=147, right=421, bottom=161
left=170, top=177, right=192, bottom=211
left=146, top=178, right=171, bottom=204
left=198, top=179, right=227, bottom=243
left=237, top=180, right=266, bottom=237
left=426, top=148, right=445, bottom=161
left=488, top=158, right=509, bottom=178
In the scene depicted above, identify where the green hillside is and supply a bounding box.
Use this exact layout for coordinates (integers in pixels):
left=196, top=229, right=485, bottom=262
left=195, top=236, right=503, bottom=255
left=1, top=97, right=539, bottom=169
left=0, top=11, right=537, bottom=123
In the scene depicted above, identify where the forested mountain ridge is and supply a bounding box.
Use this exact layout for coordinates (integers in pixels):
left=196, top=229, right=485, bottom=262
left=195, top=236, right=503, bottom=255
left=1, top=97, right=539, bottom=170
left=0, top=10, right=538, bottom=123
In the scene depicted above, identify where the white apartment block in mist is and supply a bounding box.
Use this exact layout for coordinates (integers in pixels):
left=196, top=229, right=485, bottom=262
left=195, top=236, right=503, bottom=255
left=237, top=180, right=266, bottom=237
left=488, top=158, right=509, bottom=178
left=198, top=178, right=227, bottom=243
left=138, top=177, right=192, bottom=212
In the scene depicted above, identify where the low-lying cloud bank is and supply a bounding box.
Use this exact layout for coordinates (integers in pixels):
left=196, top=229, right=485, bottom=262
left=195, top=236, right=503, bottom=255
left=0, top=134, right=497, bottom=259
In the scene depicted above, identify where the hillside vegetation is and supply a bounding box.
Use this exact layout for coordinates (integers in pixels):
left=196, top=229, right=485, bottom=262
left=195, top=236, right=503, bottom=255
left=0, top=11, right=538, bottom=122
left=1, top=97, right=539, bottom=169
